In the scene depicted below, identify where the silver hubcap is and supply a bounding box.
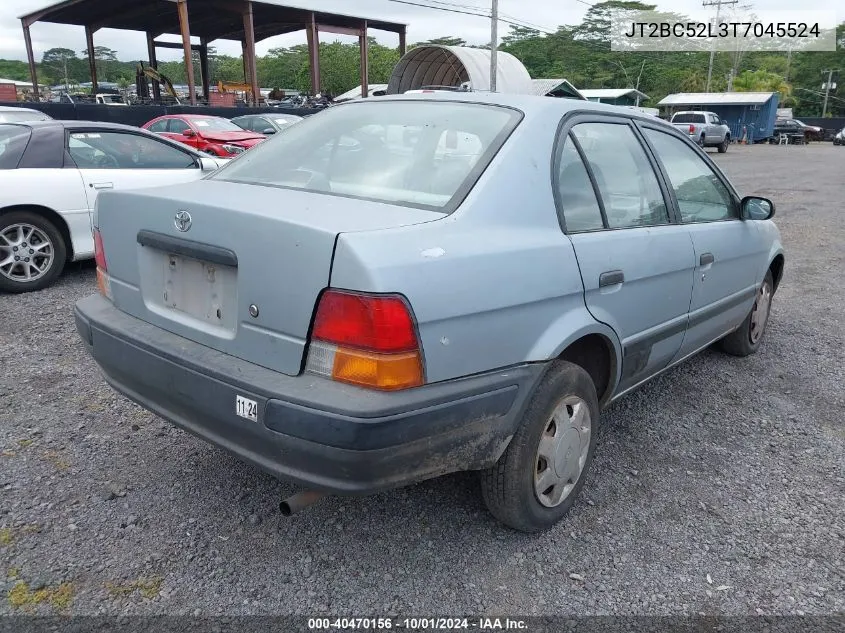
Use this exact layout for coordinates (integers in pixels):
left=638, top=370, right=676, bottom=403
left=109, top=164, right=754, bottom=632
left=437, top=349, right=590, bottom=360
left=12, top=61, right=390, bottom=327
left=0, top=223, right=54, bottom=283
left=534, top=396, right=592, bottom=508
left=749, top=281, right=772, bottom=344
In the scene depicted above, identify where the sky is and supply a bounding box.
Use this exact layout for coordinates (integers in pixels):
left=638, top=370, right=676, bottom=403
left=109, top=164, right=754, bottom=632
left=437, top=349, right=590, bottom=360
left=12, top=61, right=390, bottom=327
left=0, top=0, right=830, bottom=63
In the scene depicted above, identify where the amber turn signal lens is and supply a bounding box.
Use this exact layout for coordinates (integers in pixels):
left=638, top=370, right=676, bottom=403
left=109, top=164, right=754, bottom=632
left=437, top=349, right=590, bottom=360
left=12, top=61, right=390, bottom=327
left=332, top=348, right=423, bottom=391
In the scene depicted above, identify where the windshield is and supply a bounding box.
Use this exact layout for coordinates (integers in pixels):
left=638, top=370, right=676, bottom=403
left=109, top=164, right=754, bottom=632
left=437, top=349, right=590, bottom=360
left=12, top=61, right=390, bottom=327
left=212, top=100, right=521, bottom=211
left=0, top=110, right=51, bottom=123
left=672, top=113, right=706, bottom=124
left=190, top=117, right=244, bottom=132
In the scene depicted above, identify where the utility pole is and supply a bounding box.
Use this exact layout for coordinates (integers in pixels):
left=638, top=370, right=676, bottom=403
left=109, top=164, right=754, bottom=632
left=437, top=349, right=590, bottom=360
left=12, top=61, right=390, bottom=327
left=821, top=69, right=839, bottom=117
left=489, top=0, right=498, bottom=92
left=702, top=0, right=738, bottom=92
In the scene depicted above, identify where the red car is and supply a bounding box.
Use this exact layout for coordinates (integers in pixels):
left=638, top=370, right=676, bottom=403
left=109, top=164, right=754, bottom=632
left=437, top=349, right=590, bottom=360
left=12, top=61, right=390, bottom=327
left=142, top=114, right=266, bottom=157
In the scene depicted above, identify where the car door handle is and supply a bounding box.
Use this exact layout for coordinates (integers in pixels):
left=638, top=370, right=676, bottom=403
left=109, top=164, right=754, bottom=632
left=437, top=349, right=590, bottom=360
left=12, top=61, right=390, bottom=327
left=700, top=252, right=715, bottom=266
left=90, top=182, right=114, bottom=190
left=599, top=270, right=625, bottom=287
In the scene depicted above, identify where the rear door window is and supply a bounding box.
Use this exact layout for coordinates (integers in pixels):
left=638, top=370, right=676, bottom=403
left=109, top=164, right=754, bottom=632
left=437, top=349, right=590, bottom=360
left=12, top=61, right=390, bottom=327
left=554, top=135, right=604, bottom=232
left=572, top=122, right=669, bottom=229
left=212, top=101, right=522, bottom=212
left=147, top=119, right=168, bottom=133
left=0, top=125, right=32, bottom=169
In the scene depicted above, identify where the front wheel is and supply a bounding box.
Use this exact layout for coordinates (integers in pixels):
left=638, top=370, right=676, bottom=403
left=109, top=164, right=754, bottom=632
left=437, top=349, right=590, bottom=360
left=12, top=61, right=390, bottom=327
left=718, top=137, right=730, bottom=153
left=718, top=271, right=774, bottom=357
left=481, top=361, right=598, bottom=533
left=0, top=211, right=67, bottom=293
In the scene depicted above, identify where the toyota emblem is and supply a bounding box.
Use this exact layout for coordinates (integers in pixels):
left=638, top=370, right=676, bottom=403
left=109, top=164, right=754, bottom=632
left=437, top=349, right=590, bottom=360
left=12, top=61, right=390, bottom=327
left=174, top=210, right=192, bottom=232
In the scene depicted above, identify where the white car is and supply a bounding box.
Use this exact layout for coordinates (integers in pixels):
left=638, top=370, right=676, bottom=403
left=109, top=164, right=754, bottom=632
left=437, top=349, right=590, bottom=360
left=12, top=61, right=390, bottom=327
left=0, top=120, right=224, bottom=293
left=0, top=105, right=53, bottom=123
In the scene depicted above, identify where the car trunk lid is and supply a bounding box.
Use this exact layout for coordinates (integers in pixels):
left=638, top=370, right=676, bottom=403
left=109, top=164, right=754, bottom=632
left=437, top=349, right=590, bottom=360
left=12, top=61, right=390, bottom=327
left=96, top=180, right=440, bottom=375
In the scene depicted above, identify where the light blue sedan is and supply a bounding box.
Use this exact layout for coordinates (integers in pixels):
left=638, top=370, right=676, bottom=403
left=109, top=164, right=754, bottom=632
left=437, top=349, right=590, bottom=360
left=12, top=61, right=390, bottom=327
left=74, top=92, right=784, bottom=532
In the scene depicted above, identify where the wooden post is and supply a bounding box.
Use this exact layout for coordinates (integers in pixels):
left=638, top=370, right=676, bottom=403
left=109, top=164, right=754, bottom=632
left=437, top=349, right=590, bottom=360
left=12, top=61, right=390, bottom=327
left=146, top=32, right=161, bottom=102
left=176, top=0, right=196, bottom=105
left=399, top=28, right=406, bottom=57
left=242, top=2, right=260, bottom=106
left=305, top=13, right=320, bottom=96
left=359, top=21, right=368, bottom=98
left=85, top=25, right=98, bottom=96
left=22, top=21, right=39, bottom=98
left=199, top=38, right=210, bottom=103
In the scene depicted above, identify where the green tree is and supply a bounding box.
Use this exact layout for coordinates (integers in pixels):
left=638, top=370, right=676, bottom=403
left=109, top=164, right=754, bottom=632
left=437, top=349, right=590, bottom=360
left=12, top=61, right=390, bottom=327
left=42, top=47, right=85, bottom=88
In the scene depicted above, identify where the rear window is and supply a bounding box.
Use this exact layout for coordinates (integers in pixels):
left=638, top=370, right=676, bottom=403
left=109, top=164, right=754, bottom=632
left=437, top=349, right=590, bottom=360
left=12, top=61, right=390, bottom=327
left=0, top=110, right=51, bottom=123
left=0, top=125, right=32, bottom=169
left=672, top=113, right=706, bottom=124
left=211, top=100, right=521, bottom=211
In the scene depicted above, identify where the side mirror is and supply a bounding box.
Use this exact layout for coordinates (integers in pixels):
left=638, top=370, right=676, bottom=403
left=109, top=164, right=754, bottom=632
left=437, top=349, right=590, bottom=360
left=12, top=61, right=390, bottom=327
left=741, top=196, right=775, bottom=221
left=262, top=128, right=276, bottom=135
left=182, top=129, right=196, bottom=137
left=198, top=157, right=219, bottom=172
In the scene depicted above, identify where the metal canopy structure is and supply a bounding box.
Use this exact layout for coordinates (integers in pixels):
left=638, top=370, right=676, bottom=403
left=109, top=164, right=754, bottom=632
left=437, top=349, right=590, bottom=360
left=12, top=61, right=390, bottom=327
left=20, top=0, right=407, bottom=105
left=386, top=45, right=532, bottom=95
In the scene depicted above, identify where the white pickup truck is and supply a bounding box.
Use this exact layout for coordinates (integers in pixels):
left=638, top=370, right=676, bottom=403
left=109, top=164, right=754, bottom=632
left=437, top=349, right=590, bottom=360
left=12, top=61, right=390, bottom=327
left=670, top=111, right=731, bottom=152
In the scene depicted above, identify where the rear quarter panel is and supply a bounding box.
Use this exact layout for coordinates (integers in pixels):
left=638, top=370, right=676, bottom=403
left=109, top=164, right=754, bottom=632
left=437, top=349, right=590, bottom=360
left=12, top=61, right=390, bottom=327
left=330, top=106, right=622, bottom=385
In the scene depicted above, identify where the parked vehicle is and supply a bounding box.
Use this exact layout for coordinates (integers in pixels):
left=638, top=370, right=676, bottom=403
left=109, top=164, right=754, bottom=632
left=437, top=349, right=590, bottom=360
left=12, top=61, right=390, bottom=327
left=0, top=106, right=52, bottom=123
left=95, top=93, right=128, bottom=106
left=669, top=111, right=731, bottom=152
left=832, top=127, right=845, bottom=146
left=142, top=114, right=265, bottom=157
left=75, top=94, right=784, bottom=532
left=773, top=118, right=824, bottom=142
left=231, top=112, right=304, bottom=135
left=0, top=120, right=225, bottom=293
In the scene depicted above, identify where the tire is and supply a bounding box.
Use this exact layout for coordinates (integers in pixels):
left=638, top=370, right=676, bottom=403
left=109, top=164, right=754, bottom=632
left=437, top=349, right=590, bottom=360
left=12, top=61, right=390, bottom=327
left=481, top=361, right=599, bottom=533
left=0, top=211, right=67, bottom=293
left=718, top=136, right=730, bottom=153
left=699, top=134, right=706, bottom=147
left=718, top=271, right=774, bottom=357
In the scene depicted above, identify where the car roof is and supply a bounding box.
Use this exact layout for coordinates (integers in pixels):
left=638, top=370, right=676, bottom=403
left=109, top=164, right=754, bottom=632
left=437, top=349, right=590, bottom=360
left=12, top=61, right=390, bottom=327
left=7, top=119, right=154, bottom=133
left=0, top=105, right=43, bottom=113
left=162, top=113, right=228, bottom=119
left=338, top=91, right=666, bottom=125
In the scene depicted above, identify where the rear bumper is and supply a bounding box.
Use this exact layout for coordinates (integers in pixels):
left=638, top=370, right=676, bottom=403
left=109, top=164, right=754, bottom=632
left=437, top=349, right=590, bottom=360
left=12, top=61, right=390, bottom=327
left=74, top=294, right=545, bottom=495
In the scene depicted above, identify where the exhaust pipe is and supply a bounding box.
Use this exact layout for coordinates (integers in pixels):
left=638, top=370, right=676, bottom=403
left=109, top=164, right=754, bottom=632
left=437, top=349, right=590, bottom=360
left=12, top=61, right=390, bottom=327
left=279, top=490, right=326, bottom=516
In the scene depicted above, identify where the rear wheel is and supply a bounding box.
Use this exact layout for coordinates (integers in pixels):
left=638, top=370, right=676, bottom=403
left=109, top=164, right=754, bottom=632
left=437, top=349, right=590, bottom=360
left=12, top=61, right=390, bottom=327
left=481, top=361, right=598, bottom=533
left=718, top=271, right=774, bottom=357
left=0, top=211, right=67, bottom=293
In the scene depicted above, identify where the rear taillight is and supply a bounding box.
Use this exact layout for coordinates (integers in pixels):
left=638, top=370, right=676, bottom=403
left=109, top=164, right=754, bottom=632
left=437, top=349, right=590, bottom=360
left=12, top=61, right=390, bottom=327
left=689, top=124, right=696, bottom=134
left=93, top=229, right=111, bottom=299
left=305, top=290, right=424, bottom=391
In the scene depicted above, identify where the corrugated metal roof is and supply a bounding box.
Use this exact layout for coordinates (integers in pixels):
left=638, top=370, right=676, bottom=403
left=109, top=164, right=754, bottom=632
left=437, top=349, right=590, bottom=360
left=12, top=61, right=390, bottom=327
left=657, top=92, right=777, bottom=106
left=530, top=79, right=585, bottom=99
left=387, top=45, right=532, bottom=95
left=579, top=88, right=649, bottom=101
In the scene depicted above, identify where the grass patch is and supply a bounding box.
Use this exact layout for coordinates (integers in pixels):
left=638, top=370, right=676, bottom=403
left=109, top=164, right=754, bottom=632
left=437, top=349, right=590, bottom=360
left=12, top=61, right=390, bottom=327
left=8, top=581, right=74, bottom=612
left=16, top=439, right=33, bottom=448
left=0, top=524, right=40, bottom=547
left=105, top=576, right=163, bottom=600
left=42, top=451, right=70, bottom=470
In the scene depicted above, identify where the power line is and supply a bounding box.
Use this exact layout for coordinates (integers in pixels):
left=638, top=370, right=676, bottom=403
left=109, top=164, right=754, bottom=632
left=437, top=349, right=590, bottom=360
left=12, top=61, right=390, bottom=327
left=386, top=0, right=557, bottom=34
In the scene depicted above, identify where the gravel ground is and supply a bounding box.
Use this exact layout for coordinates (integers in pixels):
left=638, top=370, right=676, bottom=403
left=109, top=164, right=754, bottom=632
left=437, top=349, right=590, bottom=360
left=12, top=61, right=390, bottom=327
left=0, top=143, right=843, bottom=617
